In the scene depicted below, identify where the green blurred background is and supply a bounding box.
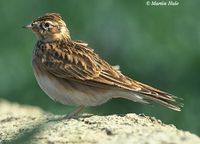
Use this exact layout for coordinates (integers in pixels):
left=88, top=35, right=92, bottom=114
left=0, top=0, right=199, bottom=135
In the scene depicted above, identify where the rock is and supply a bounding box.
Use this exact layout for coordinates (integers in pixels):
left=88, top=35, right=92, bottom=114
left=0, top=99, right=199, bottom=144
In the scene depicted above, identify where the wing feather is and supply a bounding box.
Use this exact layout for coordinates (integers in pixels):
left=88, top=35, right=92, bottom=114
left=36, top=39, right=182, bottom=111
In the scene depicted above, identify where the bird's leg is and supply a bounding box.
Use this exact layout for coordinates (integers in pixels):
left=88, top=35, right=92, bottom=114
left=65, top=105, right=85, bottom=119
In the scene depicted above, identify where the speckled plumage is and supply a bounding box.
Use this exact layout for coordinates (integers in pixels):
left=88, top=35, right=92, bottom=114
left=25, top=13, right=183, bottom=114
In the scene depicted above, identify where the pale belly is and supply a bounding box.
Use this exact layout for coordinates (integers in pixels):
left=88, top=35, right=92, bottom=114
left=32, top=62, right=112, bottom=106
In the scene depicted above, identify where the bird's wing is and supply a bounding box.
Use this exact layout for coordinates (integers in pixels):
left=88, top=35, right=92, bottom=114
left=38, top=40, right=182, bottom=111
left=39, top=40, right=131, bottom=86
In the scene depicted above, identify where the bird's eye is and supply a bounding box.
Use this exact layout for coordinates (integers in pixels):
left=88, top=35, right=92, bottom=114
left=44, top=22, right=50, bottom=28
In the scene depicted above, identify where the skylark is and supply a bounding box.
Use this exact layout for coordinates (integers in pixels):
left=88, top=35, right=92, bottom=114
left=24, top=13, right=182, bottom=116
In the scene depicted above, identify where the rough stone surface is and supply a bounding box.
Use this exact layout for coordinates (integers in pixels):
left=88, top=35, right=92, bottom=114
left=0, top=99, right=199, bottom=144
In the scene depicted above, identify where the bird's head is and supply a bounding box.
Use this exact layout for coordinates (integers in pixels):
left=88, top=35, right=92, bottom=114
left=23, top=13, right=70, bottom=42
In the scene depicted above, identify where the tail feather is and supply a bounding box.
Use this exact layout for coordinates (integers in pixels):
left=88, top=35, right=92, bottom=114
left=139, top=93, right=183, bottom=111
left=128, top=80, right=183, bottom=111
left=119, top=90, right=183, bottom=111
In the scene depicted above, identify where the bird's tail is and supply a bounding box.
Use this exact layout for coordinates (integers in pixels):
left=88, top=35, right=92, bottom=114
left=114, top=87, right=183, bottom=111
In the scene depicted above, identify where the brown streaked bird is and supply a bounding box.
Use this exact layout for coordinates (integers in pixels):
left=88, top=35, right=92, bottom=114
left=24, top=13, right=182, bottom=117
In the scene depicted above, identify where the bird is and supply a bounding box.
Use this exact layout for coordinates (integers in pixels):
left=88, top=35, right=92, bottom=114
left=23, top=13, right=182, bottom=117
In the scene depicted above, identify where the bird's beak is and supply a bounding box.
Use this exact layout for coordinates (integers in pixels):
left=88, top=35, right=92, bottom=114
left=22, top=24, right=32, bottom=29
